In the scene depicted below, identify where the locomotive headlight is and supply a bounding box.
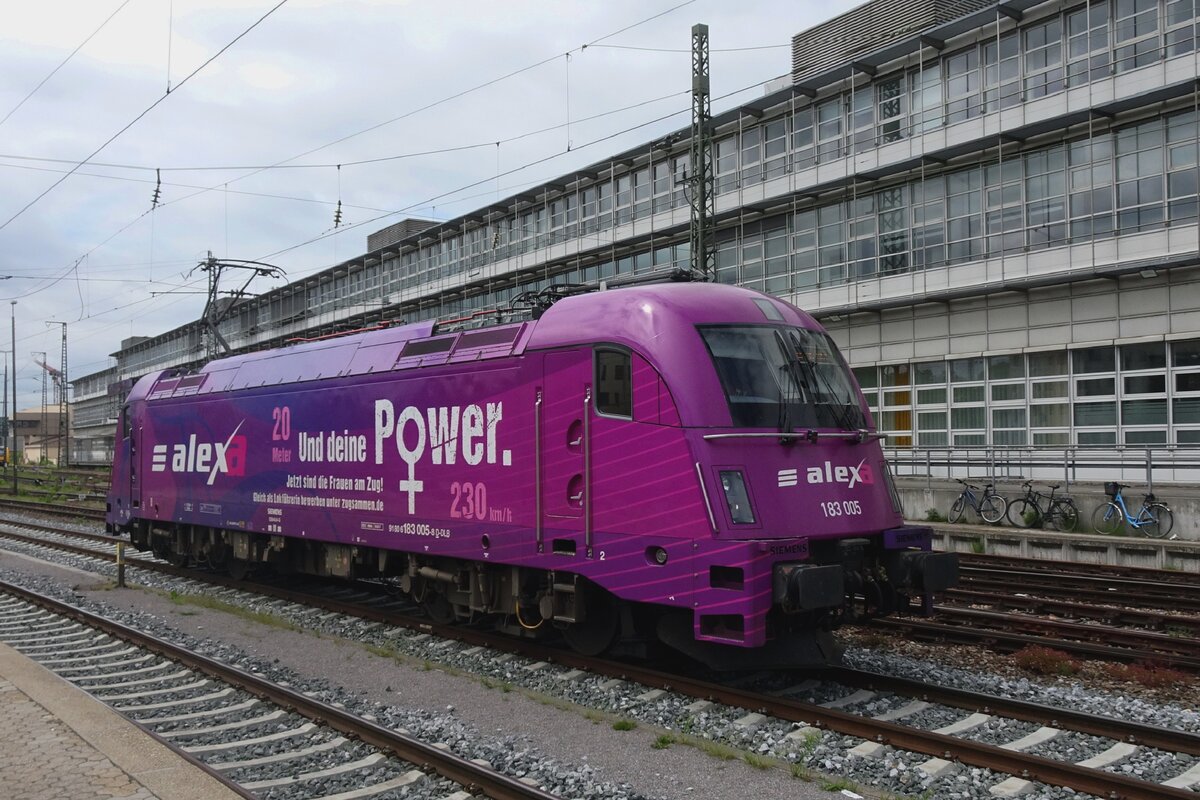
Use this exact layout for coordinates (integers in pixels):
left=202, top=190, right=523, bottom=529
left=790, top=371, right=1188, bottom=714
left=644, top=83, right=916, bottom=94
left=652, top=546, right=668, bottom=565
left=718, top=470, right=756, bottom=525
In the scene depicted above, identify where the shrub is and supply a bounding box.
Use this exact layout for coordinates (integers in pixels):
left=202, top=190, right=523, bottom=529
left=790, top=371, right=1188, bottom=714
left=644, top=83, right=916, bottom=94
left=925, top=508, right=947, bottom=523
left=612, top=719, right=636, bottom=731
left=1104, top=661, right=1189, bottom=688
left=1013, top=645, right=1082, bottom=676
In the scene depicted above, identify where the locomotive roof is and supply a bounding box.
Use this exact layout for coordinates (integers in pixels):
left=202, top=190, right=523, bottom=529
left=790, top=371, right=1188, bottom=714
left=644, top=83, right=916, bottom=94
left=129, top=282, right=822, bottom=407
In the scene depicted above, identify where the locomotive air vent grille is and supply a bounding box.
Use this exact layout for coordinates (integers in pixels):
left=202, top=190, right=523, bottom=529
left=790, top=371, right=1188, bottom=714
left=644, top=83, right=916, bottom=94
left=457, top=326, right=520, bottom=349
left=400, top=336, right=457, bottom=357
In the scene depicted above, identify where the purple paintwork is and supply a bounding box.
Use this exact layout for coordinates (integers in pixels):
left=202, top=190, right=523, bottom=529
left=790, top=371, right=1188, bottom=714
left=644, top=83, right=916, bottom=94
left=108, top=283, right=918, bottom=649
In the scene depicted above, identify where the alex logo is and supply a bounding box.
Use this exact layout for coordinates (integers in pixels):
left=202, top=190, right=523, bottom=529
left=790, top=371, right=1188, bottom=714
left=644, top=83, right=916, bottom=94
left=151, top=422, right=247, bottom=486
left=778, top=459, right=874, bottom=489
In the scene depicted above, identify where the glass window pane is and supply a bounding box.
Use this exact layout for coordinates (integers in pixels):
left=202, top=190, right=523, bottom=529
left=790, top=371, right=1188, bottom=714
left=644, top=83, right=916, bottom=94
left=853, top=366, right=878, bottom=388
left=1176, top=373, right=1200, bottom=392
left=1074, top=401, right=1117, bottom=425
left=918, top=411, right=946, bottom=430
left=1078, top=430, right=1116, bottom=444
left=1122, top=398, right=1168, bottom=425
left=951, top=406, right=986, bottom=428
left=1077, top=377, right=1115, bottom=396
left=992, top=408, right=1026, bottom=427
left=1032, top=380, right=1069, bottom=398
left=1172, top=339, right=1200, bottom=367
left=914, top=361, right=946, bottom=384
left=1034, top=431, right=1070, bottom=445
left=950, top=357, right=985, bottom=382
left=1178, top=429, right=1200, bottom=443
left=953, top=385, right=985, bottom=403
left=1072, top=346, right=1115, bottom=373
left=1176, top=397, right=1200, bottom=423
left=884, top=390, right=911, bottom=406
left=918, top=388, right=947, bottom=404
left=1031, top=404, right=1070, bottom=427
left=881, top=363, right=911, bottom=387
left=955, top=433, right=987, bottom=446
left=1121, top=342, right=1166, bottom=370
left=1124, top=375, right=1166, bottom=393
left=988, top=354, right=1025, bottom=379
left=1126, top=430, right=1167, bottom=444
left=991, top=383, right=1026, bottom=401
left=1029, top=350, right=1068, bottom=376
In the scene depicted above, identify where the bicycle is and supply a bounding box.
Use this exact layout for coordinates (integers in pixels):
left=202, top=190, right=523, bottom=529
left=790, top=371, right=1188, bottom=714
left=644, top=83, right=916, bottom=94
left=1006, top=480, right=1079, bottom=531
left=1092, top=482, right=1175, bottom=539
left=947, top=478, right=1008, bottom=525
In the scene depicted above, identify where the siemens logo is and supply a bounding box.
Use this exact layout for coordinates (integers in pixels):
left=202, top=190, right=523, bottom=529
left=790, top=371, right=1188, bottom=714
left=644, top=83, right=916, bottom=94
left=778, top=459, right=874, bottom=489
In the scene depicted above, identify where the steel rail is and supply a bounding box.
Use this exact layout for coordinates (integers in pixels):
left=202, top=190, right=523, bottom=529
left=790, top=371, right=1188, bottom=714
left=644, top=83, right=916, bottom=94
left=930, top=606, right=1200, bottom=661
left=943, top=587, right=1200, bottom=634
left=5, top=525, right=1200, bottom=797
left=962, top=565, right=1200, bottom=599
left=955, top=576, right=1200, bottom=614
left=0, top=579, right=562, bottom=800
left=0, top=498, right=105, bottom=520
left=871, top=615, right=1200, bottom=670
left=821, top=665, right=1200, bottom=756
left=959, top=553, right=1200, bottom=585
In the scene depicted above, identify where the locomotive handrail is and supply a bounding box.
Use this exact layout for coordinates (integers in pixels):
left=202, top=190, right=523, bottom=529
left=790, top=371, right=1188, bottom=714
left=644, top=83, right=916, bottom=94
left=702, top=429, right=883, bottom=443
left=534, top=389, right=543, bottom=554
left=583, top=387, right=593, bottom=559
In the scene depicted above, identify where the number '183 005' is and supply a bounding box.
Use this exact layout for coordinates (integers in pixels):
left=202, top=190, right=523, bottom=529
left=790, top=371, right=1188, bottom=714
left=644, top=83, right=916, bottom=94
left=820, top=500, right=862, bottom=517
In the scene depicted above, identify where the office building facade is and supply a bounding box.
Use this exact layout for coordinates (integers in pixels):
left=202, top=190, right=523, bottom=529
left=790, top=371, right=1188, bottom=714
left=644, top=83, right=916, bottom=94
left=72, top=0, right=1200, bottom=460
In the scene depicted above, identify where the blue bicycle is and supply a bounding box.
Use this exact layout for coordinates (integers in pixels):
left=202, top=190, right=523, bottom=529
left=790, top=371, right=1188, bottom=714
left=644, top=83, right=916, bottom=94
left=1091, top=482, right=1174, bottom=539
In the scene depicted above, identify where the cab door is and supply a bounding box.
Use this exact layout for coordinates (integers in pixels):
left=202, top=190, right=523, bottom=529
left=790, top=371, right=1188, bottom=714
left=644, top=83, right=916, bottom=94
left=540, top=350, right=590, bottom=556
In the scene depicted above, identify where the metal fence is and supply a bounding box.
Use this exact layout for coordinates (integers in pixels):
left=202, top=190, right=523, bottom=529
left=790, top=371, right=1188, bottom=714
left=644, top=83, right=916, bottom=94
left=885, top=446, right=1200, bottom=491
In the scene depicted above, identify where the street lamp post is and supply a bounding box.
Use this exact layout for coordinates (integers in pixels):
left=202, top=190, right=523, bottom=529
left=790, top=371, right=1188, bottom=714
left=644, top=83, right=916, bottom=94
left=10, top=302, right=16, bottom=495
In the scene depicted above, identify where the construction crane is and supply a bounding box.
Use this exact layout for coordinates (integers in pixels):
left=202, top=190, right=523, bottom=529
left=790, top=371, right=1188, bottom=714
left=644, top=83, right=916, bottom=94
left=34, top=358, right=62, bottom=404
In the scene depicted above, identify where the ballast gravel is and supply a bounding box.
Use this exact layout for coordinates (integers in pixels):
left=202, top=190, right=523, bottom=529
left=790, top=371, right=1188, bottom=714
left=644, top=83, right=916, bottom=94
left=2, top=527, right=1199, bottom=799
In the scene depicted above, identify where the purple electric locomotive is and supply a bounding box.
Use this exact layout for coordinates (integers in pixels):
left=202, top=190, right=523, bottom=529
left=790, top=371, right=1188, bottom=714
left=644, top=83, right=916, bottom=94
left=106, top=282, right=956, bottom=667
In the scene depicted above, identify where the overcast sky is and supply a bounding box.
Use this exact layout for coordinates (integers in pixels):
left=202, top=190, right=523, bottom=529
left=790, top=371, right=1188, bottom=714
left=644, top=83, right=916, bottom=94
left=0, top=0, right=860, bottom=410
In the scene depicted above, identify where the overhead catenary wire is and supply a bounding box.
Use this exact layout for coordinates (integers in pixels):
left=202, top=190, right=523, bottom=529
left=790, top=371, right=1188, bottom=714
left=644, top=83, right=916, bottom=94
left=0, top=0, right=291, bottom=234
left=1, top=2, right=700, bottom=314
left=0, top=0, right=133, bottom=131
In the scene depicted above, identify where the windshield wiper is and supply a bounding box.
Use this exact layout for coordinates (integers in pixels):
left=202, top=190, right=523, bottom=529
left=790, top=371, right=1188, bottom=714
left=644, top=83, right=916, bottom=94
left=773, top=330, right=799, bottom=439
left=787, top=330, right=860, bottom=431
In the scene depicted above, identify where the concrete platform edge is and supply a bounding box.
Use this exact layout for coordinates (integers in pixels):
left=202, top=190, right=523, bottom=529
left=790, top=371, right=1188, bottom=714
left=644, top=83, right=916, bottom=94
left=0, top=641, right=246, bottom=800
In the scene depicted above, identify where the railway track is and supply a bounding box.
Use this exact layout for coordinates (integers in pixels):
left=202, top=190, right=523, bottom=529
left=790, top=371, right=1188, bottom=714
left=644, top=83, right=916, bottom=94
left=1, top=520, right=1198, bottom=797
left=0, top=580, right=562, bottom=800
left=7, top=513, right=1200, bottom=671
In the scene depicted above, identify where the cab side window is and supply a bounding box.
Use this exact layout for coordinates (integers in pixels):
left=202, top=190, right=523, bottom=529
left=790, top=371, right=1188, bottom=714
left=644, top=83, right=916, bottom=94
left=595, top=349, right=632, bottom=418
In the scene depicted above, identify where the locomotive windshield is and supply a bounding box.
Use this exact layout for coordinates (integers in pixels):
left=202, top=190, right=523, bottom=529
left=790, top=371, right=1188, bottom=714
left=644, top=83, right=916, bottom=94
left=700, top=325, right=865, bottom=430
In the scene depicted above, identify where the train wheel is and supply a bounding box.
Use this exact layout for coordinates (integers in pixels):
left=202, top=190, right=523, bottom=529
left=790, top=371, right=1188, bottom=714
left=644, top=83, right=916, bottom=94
left=562, top=581, right=619, bottom=656
left=422, top=590, right=456, bottom=625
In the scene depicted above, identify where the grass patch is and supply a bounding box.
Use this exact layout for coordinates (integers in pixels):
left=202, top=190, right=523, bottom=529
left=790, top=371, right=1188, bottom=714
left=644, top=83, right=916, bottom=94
left=790, top=763, right=811, bottom=780
left=651, top=734, right=675, bottom=750
left=164, top=590, right=300, bottom=632
left=743, top=752, right=774, bottom=770
left=925, top=508, right=947, bottom=523
left=969, top=539, right=986, bottom=554
left=821, top=778, right=853, bottom=791
left=612, top=719, right=637, bottom=731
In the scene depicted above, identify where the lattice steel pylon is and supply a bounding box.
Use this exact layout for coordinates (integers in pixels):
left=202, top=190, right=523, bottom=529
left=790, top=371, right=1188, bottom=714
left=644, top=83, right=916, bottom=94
left=49, top=322, right=67, bottom=466
left=688, top=23, right=715, bottom=281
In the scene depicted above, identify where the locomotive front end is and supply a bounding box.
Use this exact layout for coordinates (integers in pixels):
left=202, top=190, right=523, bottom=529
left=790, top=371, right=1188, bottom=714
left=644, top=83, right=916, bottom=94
left=656, top=290, right=959, bottom=667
